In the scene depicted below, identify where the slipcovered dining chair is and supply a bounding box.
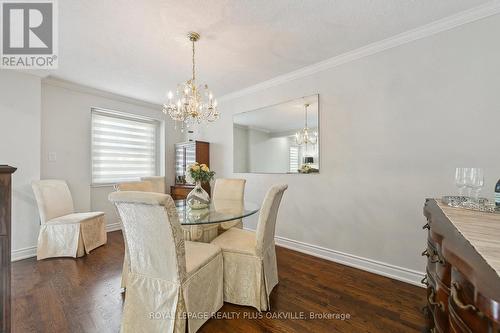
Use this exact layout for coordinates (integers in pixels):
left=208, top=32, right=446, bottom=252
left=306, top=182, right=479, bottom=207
left=211, top=184, right=288, bottom=311
left=114, top=180, right=154, bottom=192
left=212, top=178, right=246, bottom=233
left=140, top=176, right=166, bottom=193
left=114, top=180, right=155, bottom=289
left=32, top=179, right=107, bottom=260
left=109, top=191, right=223, bottom=333
left=115, top=176, right=201, bottom=290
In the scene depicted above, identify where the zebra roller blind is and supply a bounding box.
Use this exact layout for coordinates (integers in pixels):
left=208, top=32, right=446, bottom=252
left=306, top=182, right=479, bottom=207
left=289, top=146, right=299, bottom=173
left=91, top=109, right=160, bottom=184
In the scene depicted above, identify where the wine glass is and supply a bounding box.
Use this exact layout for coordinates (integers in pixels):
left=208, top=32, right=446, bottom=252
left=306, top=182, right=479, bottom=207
left=455, top=168, right=467, bottom=196
left=467, top=168, right=484, bottom=202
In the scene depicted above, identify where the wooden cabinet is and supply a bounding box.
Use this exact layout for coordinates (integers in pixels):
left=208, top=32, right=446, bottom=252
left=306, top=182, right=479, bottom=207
left=170, top=184, right=195, bottom=200
left=170, top=141, right=210, bottom=199
left=422, top=199, right=500, bottom=333
left=0, top=165, right=16, bottom=333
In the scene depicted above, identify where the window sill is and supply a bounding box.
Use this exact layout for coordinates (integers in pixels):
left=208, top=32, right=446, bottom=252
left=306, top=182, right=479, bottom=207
left=90, top=183, right=116, bottom=188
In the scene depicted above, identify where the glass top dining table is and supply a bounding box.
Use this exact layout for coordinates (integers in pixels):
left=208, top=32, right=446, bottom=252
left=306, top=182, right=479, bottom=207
left=175, top=199, right=260, bottom=225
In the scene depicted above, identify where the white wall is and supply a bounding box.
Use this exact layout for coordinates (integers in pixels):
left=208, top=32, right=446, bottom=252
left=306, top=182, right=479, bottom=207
left=41, top=79, right=182, bottom=229
left=0, top=71, right=41, bottom=259
left=194, top=15, right=500, bottom=284
left=265, top=136, right=289, bottom=172
left=234, top=127, right=291, bottom=173
left=233, top=125, right=249, bottom=173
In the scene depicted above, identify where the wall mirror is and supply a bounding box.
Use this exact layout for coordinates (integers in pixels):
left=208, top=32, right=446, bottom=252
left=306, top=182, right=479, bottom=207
left=233, top=94, right=319, bottom=174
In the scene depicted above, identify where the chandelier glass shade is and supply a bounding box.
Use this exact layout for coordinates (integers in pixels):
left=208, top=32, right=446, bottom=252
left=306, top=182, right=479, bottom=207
left=295, top=103, right=318, bottom=146
left=162, top=32, right=219, bottom=131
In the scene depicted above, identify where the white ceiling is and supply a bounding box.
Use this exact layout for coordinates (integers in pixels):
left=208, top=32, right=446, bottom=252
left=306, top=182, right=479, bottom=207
left=39, top=0, right=490, bottom=104
left=234, top=94, right=318, bottom=133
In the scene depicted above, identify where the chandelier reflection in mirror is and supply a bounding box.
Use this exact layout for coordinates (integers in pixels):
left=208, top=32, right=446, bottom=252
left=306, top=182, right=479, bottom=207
left=162, top=32, right=219, bottom=131
left=295, top=103, right=318, bottom=146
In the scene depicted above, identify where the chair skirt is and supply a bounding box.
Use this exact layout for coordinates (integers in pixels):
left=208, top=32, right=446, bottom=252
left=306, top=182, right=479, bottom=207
left=221, top=244, right=278, bottom=311
left=37, top=213, right=107, bottom=260
left=120, top=252, right=223, bottom=333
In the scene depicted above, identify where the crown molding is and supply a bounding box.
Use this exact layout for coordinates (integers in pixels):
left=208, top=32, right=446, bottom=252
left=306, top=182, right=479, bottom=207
left=220, top=1, right=500, bottom=102
left=42, top=76, right=162, bottom=110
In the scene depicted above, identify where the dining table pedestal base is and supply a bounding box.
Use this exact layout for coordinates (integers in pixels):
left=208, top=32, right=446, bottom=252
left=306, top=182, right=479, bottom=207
left=182, top=224, right=219, bottom=242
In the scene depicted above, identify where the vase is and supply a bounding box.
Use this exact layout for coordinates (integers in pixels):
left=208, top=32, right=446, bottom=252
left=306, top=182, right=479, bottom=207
left=187, top=181, right=210, bottom=209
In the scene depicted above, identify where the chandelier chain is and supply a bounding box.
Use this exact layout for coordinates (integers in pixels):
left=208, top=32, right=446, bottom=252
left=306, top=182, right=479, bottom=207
left=192, top=39, right=195, bottom=82
left=305, top=104, right=308, bottom=128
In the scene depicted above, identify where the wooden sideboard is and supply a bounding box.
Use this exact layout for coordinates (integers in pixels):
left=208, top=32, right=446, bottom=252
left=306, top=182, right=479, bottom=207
left=0, top=166, right=16, bottom=333
left=423, top=199, right=500, bottom=333
left=170, top=184, right=195, bottom=200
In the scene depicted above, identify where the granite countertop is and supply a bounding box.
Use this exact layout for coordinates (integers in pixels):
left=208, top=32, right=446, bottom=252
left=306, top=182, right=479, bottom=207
left=436, top=200, right=500, bottom=277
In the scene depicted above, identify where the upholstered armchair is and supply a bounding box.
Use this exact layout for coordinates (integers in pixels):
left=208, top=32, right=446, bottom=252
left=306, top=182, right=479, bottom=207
left=211, top=184, right=287, bottom=311
left=212, top=178, right=246, bottom=233
left=109, top=191, right=223, bottom=333
left=32, top=179, right=107, bottom=260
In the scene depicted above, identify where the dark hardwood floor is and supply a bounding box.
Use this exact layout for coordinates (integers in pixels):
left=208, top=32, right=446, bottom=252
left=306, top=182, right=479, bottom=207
left=12, top=231, right=426, bottom=332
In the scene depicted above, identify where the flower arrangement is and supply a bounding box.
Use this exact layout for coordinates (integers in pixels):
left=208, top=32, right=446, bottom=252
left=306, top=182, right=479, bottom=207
left=185, top=162, right=215, bottom=184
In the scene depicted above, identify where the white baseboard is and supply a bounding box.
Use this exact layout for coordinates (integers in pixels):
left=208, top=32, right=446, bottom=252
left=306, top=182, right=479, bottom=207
left=11, top=223, right=123, bottom=262
left=11, top=246, right=37, bottom=262
left=106, top=222, right=122, bottom=232
left=277, top=235, right=425, bottom=287
left=244, top=227, right=425, bottom=287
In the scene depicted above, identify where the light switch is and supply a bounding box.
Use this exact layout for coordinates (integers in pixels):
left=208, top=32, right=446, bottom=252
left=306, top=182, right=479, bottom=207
left=48, top=152, right=57, bottom=162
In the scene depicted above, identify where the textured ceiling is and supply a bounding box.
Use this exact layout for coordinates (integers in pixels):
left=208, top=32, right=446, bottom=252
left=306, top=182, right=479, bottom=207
left=40, top=0, right=490, bottom=104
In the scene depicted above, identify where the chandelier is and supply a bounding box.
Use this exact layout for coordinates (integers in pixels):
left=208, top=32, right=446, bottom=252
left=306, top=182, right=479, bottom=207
left=162, top=32, right=219, bottom=131
left=295, top=103, right=318, bottom=146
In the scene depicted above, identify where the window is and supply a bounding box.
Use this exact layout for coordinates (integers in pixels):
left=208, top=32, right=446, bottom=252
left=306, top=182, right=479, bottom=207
left=289, top=146, right=299, bottom=173
left=91, top=109, right=161, bottom=184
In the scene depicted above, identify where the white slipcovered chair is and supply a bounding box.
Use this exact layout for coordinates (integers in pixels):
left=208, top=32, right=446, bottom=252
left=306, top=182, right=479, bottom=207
left=114, top=180, right=156, bottom=289
left=115, top=179, right=215, bottom=242
left=109, top=191, right=223, bottom=333
left=211, top=184, right=288, bottom=311
left=140, top=176, right=166, bottom=193
left=212, top=178, right=246, bottom=233
left=32, top=179, right=107, bottom=260
left=114, top=180, right=154, bottom=192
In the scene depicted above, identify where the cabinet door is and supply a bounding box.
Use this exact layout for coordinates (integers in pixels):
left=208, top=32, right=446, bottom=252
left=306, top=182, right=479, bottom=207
left=185, top=143, right=196, bottom=166
left=0, top=174, right=11, bottom=236
left=0, top=237, right=10, bottom=333
left=175, top=145, right=185, bottom=181
left=184, top=143, right=196, bottom=185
